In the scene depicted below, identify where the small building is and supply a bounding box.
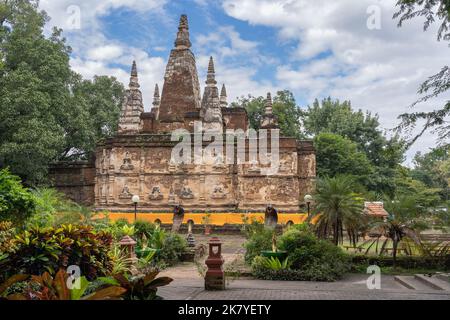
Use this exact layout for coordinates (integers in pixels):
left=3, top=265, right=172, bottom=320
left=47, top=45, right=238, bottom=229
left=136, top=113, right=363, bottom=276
left=364, top=202, right=389, bottom=219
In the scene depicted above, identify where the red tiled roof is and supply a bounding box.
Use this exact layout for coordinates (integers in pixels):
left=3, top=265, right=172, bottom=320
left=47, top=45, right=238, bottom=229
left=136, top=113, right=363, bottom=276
left=364, top=202, right=389, bottom=217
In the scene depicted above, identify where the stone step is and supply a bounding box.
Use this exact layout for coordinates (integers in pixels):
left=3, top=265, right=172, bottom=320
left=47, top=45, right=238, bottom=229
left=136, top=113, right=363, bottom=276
left=414, top=274, right=450, bottom=291
left=435, top=273, right=450, bottom=283
left=394, top=276, right=437, bottom=291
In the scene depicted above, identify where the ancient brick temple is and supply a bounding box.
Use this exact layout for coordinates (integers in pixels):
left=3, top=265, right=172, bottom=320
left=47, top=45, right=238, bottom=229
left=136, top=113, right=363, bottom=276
left=51, top=15, right=316, bottom=214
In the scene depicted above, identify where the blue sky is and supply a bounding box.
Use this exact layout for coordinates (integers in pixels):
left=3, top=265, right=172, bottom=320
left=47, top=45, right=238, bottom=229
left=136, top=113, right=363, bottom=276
left=39, top=0, right=449, bottom=163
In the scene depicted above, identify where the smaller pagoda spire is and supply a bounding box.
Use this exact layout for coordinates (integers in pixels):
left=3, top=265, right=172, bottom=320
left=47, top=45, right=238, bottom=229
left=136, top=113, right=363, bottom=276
left=206, top=56, right=217, bottom=87
left=264, top=92, right=273, bottom=115
left=220, top=84, right=228, bottom=108
left=260, top=92, right=279, bottom=129
left=129, top=60, right=140, bottom=89
left=152, top=83, right=161, bottom=120
left=175, top=14, right=192, bottom=49
left=153, top=83, right=160, bottom=101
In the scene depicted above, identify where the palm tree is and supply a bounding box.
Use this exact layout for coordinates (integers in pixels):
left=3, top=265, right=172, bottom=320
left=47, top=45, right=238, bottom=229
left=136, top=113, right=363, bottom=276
left=370, top=196, right=428, bottom=266
left=310, top=175, right=364, bottom=246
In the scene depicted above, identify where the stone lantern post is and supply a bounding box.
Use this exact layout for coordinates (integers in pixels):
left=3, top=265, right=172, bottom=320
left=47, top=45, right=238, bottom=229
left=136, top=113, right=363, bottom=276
left=119, top=235, right=138, bottom=274
left=205, top=237, right=225, bottom=290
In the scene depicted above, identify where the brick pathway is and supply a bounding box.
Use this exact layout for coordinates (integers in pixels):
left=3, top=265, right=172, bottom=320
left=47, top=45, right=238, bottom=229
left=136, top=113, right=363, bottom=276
left=158, top=272, right=450, bottom=300
left=158, top=234, right=450, bottom=300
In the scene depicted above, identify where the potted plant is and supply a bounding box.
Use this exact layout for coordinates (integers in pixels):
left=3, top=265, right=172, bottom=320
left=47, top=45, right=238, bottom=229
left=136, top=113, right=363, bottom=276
left=202, top=212, right=212, bottom=235
left=261, top=231, right=287, bottom=260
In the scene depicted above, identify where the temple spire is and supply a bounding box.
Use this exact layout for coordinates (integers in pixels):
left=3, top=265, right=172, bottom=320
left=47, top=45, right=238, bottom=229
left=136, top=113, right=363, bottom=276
left=220, top=84, right=228, bottom=108
left=206, top=56, right=217, bottom=87
left=129, top=60, right=140, bottom=89
left=265, top=92, right=273, bottom=115
left=152, top=83, right=161, bottom=120
left=118, top=60, right=144, bottom=134
left=153, top=83, right=160, bottom=100
left=175, top=14, right=192, bottom=49
left=260, top=92, right=279, bottom=129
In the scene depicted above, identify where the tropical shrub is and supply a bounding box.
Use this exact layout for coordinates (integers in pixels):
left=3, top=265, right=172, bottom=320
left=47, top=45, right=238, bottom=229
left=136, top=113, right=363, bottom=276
left=134, top=220, right=156, bottom=240
left=0, top=221, right=17, bottom=282
left=279, top=227, right=350, bottom=280
left=0, top=169, right=36, bottom=224
left=107, top=271, right=173, bottom=300
left=249, top=227, right=351, bottom=281
left=157, top=232, right=187, bottom=265
left=244, top=228, right=273, bottom=264
left=252, top=256, right=291, bottom=271
left=311, top=175, right=365, bottom=246
left=6, top=225, right=113, bottom=280
left=0, top=270, right=126, bottom=300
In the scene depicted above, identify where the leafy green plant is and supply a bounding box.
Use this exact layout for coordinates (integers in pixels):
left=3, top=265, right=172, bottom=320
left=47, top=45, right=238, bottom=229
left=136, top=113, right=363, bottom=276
left=0, top=169, right=36, bottom=224
left=150, top=228, right=166, bottom=250
left=109, top=245, right=133, bottom=276
left=100, top=270, right=173, bottom=300
left=8, top=225, right=113, bottom=280
left=311, top=175, right=365, bottom=246
left=278, top=227, right=350, bottom=281
left=157, top=233, right=187, bottom=265
left=134, top=220, right=156, bottom=240
left=0, top=221, right=16, bottom=258
left=244, top=227, right=273, bottom=264
left=0, top=269, right=126, bottom=300
left=255, top=256, right=291, bottom=271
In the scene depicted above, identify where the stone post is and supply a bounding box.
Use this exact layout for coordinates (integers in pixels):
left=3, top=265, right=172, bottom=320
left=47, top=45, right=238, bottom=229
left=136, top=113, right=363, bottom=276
left=205, top=237, right=225, bottom=290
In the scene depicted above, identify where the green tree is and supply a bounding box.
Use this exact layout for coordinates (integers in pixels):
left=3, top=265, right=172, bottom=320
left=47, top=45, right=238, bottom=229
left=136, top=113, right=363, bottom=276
left=371, top=195, right=428, bottom=266
left=394, top=166, right=443, bottom=208
left=0, top=168, right=36, bottom=224
left=310, top=175, right=365, bottom=246
left=231, top=90, right=304, bottom=139
left=0, top=1, right=124, bottom=184
left=314, top=133, right=374, bottom=186
left=411, top=145, right=450, bottom=203
left=394, top=0, right=450, bottom=145
left=303, top=97, right=405, bottom=195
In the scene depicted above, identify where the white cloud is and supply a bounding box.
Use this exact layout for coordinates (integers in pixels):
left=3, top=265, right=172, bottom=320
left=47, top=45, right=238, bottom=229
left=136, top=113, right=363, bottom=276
left=39, top=1, right=167, bottom=110
left=223, top=0, right=449, bottom=162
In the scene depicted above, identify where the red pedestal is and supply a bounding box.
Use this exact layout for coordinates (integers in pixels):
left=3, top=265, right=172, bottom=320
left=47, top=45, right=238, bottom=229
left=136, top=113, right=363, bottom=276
left=205, top=237, right=225, bottom=290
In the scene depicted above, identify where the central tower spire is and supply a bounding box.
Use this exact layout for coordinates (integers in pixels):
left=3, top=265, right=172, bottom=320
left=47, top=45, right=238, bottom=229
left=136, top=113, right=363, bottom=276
left=158, top=14, right=201, bottom=130
left=175, top=14, right=192, bottom=50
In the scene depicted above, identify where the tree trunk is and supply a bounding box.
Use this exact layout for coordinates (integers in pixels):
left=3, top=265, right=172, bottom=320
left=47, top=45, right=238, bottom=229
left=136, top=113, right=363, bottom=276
left=392, top=239, right=398, bottom=268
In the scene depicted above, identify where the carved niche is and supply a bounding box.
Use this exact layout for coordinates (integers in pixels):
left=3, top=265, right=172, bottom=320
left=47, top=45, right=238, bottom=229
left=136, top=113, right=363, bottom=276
left=149, top=186, right=164, bottom=201
left=211, top=185, right=227, bottom=199
left=120, top=151, right=134, bottom=170
left=119, top=184, right=133, bottom=199
left=180, top=186, right=194, bottom=199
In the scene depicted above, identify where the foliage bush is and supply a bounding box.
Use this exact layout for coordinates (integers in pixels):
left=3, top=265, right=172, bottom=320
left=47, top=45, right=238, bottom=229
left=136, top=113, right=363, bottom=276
left=350, top=254, right=450, bottom=271
left=279, top=227, right=350, bottom=280
left=248, top=225, right=350, bottom=281
left=244, top=228, right=273, bottom=264
left=134, top=220, right=156, bottom=240
left=4, top=225, right=113, bottom=280
left=0, top=169, right=36, bottom=224
left=157, top=232, right=187, bottom=265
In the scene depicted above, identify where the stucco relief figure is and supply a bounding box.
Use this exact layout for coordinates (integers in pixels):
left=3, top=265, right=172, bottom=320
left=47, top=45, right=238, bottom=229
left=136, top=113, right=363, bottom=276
left=280, top=158, right=292, bottom=173
left=168, top=188, right=176, bottom=205
left=119, top=184, right=132, bottom=199
left=171, top=205, right=185, bottom=233
left=120, top=152, right=134, bottom=170
left=149, top=186, right=163, bottom=200
left=248, top=159, right=260, bottom=173
left=264, top=205, right=278, bottom=229
left=277, top=183, right=292, bottom=197
left=211, top=185, right=226, bottom=199
left=180, top=186, right=194, bottom=199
